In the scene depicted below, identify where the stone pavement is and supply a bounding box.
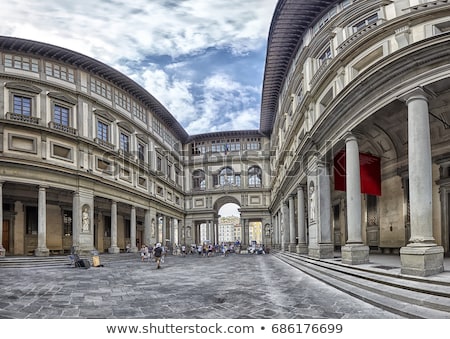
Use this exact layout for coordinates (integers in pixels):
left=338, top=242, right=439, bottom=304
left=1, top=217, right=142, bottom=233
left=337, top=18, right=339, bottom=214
left=0, top=252, right=403, bottom=319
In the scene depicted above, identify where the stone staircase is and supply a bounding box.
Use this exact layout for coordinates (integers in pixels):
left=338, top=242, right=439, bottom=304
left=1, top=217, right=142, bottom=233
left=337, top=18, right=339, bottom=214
left=0, top=252, right=139, bottom=269
left=272, top=250, right=450, bottom=318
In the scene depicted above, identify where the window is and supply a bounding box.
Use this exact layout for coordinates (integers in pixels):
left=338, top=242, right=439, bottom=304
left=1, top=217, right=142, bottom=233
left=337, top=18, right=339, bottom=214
left=132, top=102, right=147, bottom=123
left=246, top=138, right=261, bottom=150
left=119, top=132, right=130, bottom=152
left=193, top=170, right=206, bottom=190
left=353, top=13, right=378, bottom=32
left=97, top=120, right=110, bottom=142
left=318, top=46, right=332, bottom=66
left=219, top=167, right=234, bottom=186
left=114, top=90, right=131, bottom=111
left=4, top=54, right=39, bottom=72
left=248, top=166, right=262, bottom=187
left=138, top=143, right=145, bottom=161
left=13, top=95, right=32, bottom=116
left=167, top=163, right=172, bottom=180
left=191, top=142, right=208, bottom=155
left=45, top=62, right=75, bottom=83
left=175, top=167, right=181, bottom=186
left=156, top=156, right=162, bottom=172
left=54, top=104, right=70, bottom=126
left=90, top=78, right=112, bottom=100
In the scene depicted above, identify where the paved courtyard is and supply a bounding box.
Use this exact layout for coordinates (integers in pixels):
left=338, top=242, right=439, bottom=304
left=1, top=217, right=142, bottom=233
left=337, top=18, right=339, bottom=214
left=0, top=253, right=403, bottom=319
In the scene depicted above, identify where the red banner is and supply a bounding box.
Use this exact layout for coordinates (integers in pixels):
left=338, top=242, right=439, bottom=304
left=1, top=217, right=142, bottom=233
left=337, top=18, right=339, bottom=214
left=334, top=150, right=381, bottom=196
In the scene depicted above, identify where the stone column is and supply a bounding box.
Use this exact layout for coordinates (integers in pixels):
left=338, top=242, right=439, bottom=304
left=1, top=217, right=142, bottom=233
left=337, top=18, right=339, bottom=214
left=161, top=215, right=166, bottom=245
left=272, top=214, right=277, bottom=249
left=282, top=202, right=289, bottom=251
left=342, top=133, right=369, bottom=264
left=35, top=185, right=49, bottom=256
left=130, top=205, right=137, bottom=253
left=108, top=200, right=120, bottom=253
left=144, top=208, right=152, bottom=247
left=308, top=160, right=334, bottom=259
left=206, top=220, right=211, bottom=242
left=72, top=191, right=80, bottom=251
left=288, top=196, right=296, bottom=252
left=0, top=182, right=5, bottom=256
left=246, top=219, right=250, bottom=248
left=400, top=88, right=444, bottom=276
left=296, top=185, right=308, bottom=254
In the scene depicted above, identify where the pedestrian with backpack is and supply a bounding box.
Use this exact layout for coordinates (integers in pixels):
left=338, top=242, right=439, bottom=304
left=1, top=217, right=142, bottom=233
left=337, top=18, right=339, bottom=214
left=154, top=243, right=163, bottom=269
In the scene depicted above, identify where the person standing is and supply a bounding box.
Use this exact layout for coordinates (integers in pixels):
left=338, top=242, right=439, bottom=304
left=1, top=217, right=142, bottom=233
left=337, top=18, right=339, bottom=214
left=154, top=243, right=163, bottom=269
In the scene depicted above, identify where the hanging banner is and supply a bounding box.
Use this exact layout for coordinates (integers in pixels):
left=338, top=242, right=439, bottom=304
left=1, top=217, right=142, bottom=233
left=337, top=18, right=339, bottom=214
left=334, top=150, right=381, bottom=196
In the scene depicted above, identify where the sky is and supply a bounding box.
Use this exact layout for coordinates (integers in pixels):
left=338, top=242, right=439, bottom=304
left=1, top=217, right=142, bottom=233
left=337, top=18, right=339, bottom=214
left=0, top=0, right=278, bottom=135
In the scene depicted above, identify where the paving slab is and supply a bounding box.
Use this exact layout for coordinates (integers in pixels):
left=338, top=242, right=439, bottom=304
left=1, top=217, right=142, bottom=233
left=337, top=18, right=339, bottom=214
left=0, top=253, right=403, bottom=319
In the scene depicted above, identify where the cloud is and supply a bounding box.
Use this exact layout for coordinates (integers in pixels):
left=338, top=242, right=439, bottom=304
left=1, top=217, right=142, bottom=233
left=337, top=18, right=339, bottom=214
left=0, top=0, right=278, bottom=134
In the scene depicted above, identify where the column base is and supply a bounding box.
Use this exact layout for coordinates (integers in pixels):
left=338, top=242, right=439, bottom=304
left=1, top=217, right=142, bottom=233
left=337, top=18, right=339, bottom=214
left=341, top=244, right=369, bottom=265
left=400, top=244, right=444, bottom=277
left=296, top=244, right=308, bottom=254
left=108, top=246, right=120, bottom=254
left=308, top=243, right=334, bottom=259
left=34, top=248, right=49, bottom=257
left=288, top=243, right=297, bottom=252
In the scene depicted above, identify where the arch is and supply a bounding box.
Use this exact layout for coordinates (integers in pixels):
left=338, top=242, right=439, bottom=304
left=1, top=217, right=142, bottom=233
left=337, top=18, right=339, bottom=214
left=213, top=195, right=241, bottom=213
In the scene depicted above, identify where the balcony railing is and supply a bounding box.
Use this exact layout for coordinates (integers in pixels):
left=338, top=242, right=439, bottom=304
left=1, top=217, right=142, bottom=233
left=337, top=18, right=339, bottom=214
left=94, top=138, right=115, bottom=150
left=6, top=112, right=40, bottom=125
left=49, top=121, right=78, bottom=135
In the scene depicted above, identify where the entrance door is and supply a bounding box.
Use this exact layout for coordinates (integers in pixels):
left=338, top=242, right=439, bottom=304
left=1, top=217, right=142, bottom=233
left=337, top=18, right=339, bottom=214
left=2, top=220, right=9, bottom=252
left=366, top=195, right=380, bottom=250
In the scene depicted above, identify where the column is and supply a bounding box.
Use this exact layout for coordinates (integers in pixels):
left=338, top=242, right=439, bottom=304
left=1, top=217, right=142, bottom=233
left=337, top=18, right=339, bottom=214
left=206, top=220, right=211, bottom=242
left=0, top=182, right=5, bottom=256
left=307, top=160, right=334, bottom=259
left=288, top=196, right=296, bottom=252
left=72, top=191, right=80, bottom=251
left=400, top=88, right=444, bottom=276
left=296, top=185, right=308, bottom=254
left=35, top=186, right=49, bottom=256
left=130, top=206, right=137, bottom=253
left=282, top=202, right=289, bottom=251
left=161, top=215, right=166, bottom=245
left=108, top=200, right=120, bottom=253
left=341, top=133, right=369, bottom=264
left=272, top=214, right=277, bottom=249
left=144, top=208, right=151, bottom=247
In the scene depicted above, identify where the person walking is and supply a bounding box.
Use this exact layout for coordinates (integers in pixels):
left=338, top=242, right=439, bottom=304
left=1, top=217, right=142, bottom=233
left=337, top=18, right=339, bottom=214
left=154, top=243, right=163, bottom=269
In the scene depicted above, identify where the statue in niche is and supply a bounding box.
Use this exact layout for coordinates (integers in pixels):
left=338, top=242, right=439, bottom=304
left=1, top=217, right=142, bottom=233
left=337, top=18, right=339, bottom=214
left=82, top=206, right=90, bottom=232
left=309, top=182, right=316, bottom=222
left=151, top=219, right=155, bottom=237
left=186, top=226, right=191, bottom=238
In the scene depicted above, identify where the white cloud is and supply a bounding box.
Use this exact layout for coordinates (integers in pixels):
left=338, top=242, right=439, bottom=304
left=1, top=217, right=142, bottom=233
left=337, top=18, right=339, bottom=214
left=0, top=0, right=278, bottom=133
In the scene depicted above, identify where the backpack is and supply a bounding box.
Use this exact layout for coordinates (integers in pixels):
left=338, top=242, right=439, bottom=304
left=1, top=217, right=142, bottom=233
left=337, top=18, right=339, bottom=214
left=154, top=247, right=163, bottom=257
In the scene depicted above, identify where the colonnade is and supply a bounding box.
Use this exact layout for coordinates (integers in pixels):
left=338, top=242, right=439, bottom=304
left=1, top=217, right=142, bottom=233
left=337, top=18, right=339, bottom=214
left=271, top=88, right=444, bottom=276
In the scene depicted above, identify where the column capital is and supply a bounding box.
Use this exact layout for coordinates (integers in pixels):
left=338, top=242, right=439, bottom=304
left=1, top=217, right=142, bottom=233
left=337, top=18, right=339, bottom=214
left=400, top=87, right=428, bottom=104
left=344, top=132, right=357, bottom=143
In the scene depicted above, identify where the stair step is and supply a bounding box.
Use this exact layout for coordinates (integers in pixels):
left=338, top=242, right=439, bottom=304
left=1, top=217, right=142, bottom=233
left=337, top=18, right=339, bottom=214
left=273, top=251, right=450, bottom=318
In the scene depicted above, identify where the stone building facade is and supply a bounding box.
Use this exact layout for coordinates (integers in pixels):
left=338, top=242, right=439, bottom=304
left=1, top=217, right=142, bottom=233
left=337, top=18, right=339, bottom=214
left=264, top=0, right=450, bottom=276
left=1, top=0, right=450, bottom=277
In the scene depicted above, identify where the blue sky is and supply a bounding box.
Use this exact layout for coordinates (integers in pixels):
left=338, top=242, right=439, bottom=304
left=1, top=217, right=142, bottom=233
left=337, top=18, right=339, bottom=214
left=0, top=0, right=278, bottom=135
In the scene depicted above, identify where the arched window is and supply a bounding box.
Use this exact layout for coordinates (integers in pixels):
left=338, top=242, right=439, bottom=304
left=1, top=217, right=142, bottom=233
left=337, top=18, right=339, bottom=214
left=248, top=166, right=262, bottom=187
left=193, top=170, right=206, bottom=190
left=219, top=167, right=234, bottom=186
